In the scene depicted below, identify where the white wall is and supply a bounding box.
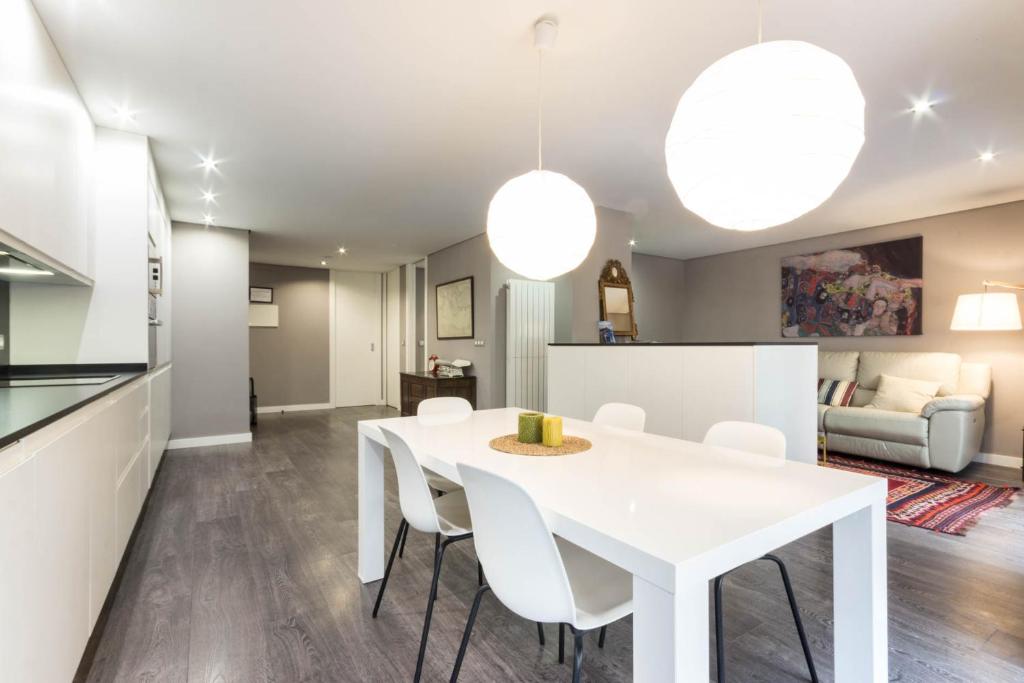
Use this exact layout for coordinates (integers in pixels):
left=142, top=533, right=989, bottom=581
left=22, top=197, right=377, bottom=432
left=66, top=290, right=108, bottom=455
left=10, top=129, right=153, bottom=364
left=0, top=0, right=95, bottom=279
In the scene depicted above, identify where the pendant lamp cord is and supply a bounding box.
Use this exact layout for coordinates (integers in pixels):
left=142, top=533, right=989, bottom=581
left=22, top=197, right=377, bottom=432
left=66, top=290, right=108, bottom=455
left=537, top=48, right=544, bottom=170
left=757, top=0, right=763, bottom=43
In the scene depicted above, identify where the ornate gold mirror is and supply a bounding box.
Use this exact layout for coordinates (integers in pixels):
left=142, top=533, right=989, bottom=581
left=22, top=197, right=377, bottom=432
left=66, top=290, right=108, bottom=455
left=598, top=260, right=638, bottom=339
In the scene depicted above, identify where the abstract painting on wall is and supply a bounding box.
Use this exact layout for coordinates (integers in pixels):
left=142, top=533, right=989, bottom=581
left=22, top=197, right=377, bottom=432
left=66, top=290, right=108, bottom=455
left=781, top=236, right=923, bottom=337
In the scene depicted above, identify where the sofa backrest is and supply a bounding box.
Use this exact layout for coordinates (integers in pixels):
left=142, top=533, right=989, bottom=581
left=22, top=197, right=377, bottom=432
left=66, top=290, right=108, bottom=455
left=817, top=350, right=990, bottom=406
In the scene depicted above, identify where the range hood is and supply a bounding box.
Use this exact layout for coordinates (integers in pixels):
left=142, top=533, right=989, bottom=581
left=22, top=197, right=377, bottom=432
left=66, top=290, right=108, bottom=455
left=0, top=239, right=90, bottom=286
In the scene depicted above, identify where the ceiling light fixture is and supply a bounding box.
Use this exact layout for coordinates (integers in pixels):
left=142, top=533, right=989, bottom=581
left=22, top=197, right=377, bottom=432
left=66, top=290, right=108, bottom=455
left=320, top=258, right=328, bottom=266
left=485, top=17, right=596, bottom=281
left=113, top=104, right=136, bottom=124
left=909, top=98, right=933, bottom=115
left=201, top=189, right=217, bottom=203
left=199, top=154, right=220, bottom=173
left=202, top=213, right=214, bottom=226
left=0, top=267, right=53, bottom=276
left=628, top=239, right=637, bottom=247
left=665, top=1, right=865, bottom=231
left=978, top=150, right=996, bottom=162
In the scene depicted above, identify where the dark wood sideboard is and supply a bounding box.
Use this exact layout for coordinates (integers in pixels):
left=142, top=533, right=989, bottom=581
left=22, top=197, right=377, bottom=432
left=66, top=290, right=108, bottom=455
left=399, top=372, right=477, bottom=416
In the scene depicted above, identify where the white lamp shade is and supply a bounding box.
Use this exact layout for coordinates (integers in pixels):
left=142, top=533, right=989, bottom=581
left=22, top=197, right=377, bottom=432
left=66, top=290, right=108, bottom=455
left=486, top=169, right=596, bottom=281
left=950, top=292, right=1023, bottom=331
left=665, top=40, right=865, bottom=231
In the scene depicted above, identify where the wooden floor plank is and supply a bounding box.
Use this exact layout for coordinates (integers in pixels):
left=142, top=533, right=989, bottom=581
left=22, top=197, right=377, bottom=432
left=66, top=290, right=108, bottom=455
left=78, top=406, right=1024, bottom=682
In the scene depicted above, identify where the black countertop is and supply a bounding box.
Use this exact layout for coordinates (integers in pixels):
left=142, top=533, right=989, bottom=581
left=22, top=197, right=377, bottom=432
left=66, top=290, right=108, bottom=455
left=548, top=341, right=818, bottom=346
left=0, top=364, right=149, bottom=449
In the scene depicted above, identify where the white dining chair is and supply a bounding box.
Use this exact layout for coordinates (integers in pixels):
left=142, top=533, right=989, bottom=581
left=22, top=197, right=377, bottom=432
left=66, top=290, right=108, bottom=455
left=592, top=402, right=646, bottom=432
left=374, top=426, right=476, bottom=683
left=702, top=421, right=818, bottom=683
left=417, top=397, right=471, bottom=494
left=450, top=463, right=633, bottom=683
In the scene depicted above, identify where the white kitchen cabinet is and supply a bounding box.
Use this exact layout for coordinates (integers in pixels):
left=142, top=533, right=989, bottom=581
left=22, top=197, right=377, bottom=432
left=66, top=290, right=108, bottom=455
left=149, top=364, right=172, bottom=482
left=547, top=344, right=818, bottom=463
left=0, top=366, right=171, bottom=682
left=0, top=0, right=94, bottom=279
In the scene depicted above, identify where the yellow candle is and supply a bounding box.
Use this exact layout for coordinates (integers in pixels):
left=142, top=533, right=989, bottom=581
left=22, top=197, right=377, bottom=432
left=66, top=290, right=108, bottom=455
left=542, top=416, right=563, bottom=447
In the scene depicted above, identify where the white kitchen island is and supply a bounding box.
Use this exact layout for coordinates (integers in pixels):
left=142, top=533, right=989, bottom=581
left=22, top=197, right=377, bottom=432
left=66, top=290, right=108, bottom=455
left=547, top=342, right=818, bottom=463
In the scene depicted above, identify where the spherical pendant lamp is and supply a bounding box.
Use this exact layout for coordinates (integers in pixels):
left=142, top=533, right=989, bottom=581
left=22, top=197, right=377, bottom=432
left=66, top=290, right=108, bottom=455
left=487, top=170, right=596, bottom=281
left=486, top=18, right=596, bottom=281
left=665, top=40, right=865, bottom=231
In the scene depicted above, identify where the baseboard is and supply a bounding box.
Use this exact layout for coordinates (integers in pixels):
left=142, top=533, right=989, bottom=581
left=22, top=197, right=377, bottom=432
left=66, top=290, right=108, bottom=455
left=167, top=432, right=253, bottom=450
left=256, top=402, right=332, bottom=414
left=973, top=451, right=1023, bottom=469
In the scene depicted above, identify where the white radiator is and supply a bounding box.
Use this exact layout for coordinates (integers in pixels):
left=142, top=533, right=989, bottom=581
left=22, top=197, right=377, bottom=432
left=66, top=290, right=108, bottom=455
left=505, top=279, right=555, bottom=412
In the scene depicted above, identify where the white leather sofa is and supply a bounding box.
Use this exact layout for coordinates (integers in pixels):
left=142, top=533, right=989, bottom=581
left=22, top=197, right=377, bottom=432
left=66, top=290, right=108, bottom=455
left=819, top=351, right=991, bottom=472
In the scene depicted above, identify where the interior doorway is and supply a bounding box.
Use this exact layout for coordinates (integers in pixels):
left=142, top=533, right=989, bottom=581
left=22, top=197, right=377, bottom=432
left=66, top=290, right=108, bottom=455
left=334, top=271, right=383, bottom=407
left=385, top=268, right=401, bottom=409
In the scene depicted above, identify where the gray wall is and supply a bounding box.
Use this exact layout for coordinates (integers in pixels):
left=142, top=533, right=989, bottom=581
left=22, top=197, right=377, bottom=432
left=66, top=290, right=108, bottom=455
left=171, top=222, right=250, bottom=440
left=249, top=263, right=330, bottom=407
left=415, top=266, right=425, bottom=371
left=0, top=282, right=8, bottom=365
left=631, top=253, right=686, bottom=342
left=678, top=200, right=1024, bottom=459
left=426, top=206, right=635, bottom=409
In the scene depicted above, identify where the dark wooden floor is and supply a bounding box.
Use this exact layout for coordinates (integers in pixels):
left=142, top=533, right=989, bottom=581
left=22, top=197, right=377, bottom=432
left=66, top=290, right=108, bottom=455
left=79, top=407, right=1024, bottom=682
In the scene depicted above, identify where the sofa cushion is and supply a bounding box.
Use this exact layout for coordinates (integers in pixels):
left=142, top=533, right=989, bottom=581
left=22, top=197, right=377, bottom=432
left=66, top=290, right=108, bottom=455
left=818, top=378, right=858, bottom=406
left=817, top=404, right=829, bottom=433
left=866, top=374, right=941, bottom=414
left=824, top=406, right=929, bottom=446
left=856, top=351, right=961, bottom=396
left=818, top=351, right=859, bottom=382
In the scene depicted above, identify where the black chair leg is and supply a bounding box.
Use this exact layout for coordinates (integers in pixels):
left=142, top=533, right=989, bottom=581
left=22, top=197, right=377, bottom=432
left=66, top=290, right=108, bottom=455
left=450, top=584, right=491, bottom=683
left=762, top=554, right=819, bottom=683
left=536, top=622, right=545, bottom=646
left=477, top=560, right=484, bottom=587
left=598, top=625, right=607, bottom=649
left=558, top=623, right=565, bottom=663
left=571, top=627, right=585, bottom=683
left=414, top=539, right=451, bottom=682
left=397, top=521, right=410, bottom=558
left=714, top=574, right=725, bottom=683
left=372, top=519, right=407, bottom=618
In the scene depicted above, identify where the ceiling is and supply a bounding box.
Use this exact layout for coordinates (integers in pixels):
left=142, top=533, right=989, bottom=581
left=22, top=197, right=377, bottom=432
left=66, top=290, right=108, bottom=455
left=32, top=0, right=1024, bottom=271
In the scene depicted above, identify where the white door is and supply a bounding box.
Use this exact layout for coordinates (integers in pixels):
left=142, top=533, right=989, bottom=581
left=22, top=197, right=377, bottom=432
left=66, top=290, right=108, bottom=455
left=385, top=268, right=401, bottom=409
left=335, top=271, right=383, bottom=407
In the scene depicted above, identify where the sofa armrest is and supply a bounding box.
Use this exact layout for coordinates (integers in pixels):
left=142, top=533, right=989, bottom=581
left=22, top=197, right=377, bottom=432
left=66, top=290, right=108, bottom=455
left=921, top=394, right=985, bottom=418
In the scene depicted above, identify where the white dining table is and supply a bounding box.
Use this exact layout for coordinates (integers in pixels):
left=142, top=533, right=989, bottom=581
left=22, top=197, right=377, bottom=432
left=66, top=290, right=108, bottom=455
left=357, top=407, right=888, bottom=682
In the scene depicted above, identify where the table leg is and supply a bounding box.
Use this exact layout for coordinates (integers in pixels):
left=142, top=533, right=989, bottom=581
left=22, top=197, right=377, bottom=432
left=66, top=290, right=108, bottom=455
left=833, top=499, right=888, bottom=682
left=358, top=432, right=386, bottom=583
left=633, top=574, right=709, bottom=682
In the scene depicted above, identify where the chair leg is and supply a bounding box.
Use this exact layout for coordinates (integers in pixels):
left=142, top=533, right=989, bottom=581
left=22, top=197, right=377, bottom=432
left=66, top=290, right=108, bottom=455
left=571, top=628, right=585, bottom=683
left=762, top=555, right=819, bottom=683
left=558, top=623, right=565, bottom=663
left=372, top=519, right=407, bottom=618
left=536, top=622, right=545, bottom=646
left=714, top=574, right=725, bottom=683
left=414, top=538, right=450, bottom=682
left=449, top=584, right=491, bottom=683
left=598, top=625, right=607, bottom=649
left=397, top=520, right=410, bottom=558
left=477, top=560, right=484, bottom=587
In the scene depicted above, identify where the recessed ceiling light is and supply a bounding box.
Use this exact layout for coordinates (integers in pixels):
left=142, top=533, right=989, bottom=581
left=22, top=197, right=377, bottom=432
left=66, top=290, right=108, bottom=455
left=202, top=213, right=214, bottom=225
left=338, top=247, right=347, bottom=254
left=113, top=104, right=136, bottom=123
left=201, top=189, right=217, bottom=203
left=909, top=99, right=932, bottom=115
left=199, top=154, right=220, bottom=172
left=320, top=258, right=328, bottom=266
left=628, top=239, right=637, bottom=247
left=978, top=150, right=996, bottom=162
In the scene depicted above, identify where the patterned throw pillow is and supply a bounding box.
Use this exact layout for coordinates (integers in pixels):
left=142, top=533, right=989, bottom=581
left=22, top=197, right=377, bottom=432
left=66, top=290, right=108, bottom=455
left=818, top=378, right=858, bottom=407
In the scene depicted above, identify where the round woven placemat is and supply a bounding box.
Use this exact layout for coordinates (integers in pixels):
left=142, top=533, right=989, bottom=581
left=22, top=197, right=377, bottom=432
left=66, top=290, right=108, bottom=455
left=488, top=434, right=592, bottom=457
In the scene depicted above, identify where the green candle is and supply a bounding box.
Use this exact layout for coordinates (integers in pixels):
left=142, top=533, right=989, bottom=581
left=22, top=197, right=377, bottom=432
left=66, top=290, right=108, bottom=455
left=518, top=412, right=544, bottom=444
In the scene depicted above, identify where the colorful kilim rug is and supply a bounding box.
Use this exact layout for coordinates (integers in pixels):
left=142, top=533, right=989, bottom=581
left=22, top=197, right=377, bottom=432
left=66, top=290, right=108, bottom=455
left=820, top=454, right=1019, bottom=536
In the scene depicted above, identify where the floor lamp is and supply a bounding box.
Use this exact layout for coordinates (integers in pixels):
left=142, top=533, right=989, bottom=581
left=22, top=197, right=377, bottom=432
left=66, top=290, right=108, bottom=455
left=950, top=280, right=1023, bottom=481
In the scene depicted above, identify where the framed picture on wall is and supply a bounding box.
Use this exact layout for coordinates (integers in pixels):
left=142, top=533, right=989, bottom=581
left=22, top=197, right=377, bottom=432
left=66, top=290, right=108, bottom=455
left=249, top=286, right=274, bottom=303
left=436, top=276, right=474, bottom=340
